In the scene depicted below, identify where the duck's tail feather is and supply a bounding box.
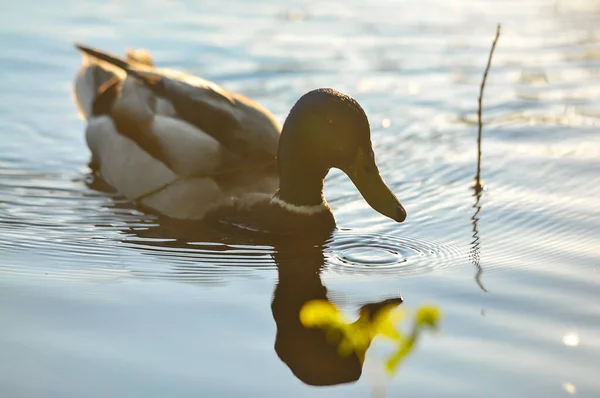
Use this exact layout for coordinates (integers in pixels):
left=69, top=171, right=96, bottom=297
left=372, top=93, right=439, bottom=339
left=75, top=44, right=162, bottom=91
left=75, top=43, right=131, bottom=71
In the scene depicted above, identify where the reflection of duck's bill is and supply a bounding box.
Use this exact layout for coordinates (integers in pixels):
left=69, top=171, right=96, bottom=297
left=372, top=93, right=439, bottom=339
left=341, top=148, right=407, bottom=222
left=359, top=296, right=404, bottom=319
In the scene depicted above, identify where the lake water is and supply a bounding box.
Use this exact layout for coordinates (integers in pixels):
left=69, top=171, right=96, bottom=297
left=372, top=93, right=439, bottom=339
left=1, top=0, right=600, bottom=396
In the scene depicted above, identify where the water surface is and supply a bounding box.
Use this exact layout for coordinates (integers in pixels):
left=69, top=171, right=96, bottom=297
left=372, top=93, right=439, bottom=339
left=1, top=0, right=600, bottom=397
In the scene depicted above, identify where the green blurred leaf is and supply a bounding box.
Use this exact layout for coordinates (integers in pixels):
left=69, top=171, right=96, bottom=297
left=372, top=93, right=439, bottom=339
left=299, top=299, right=442, bottom=377
left=415, top=305, right=441, bottom=330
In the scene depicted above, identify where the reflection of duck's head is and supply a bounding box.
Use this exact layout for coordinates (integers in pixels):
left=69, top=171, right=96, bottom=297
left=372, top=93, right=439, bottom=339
left=271, top=240, right=403, bottom=386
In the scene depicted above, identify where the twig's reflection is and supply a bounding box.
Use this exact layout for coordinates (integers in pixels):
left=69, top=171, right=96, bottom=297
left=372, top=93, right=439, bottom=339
left=470, top=189, right=487, bottom=292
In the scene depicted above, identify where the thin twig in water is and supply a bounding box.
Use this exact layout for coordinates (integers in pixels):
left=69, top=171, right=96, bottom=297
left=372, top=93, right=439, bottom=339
left=471, top=25, right=501, bottom=293
left=474, top=24, right=501, bottom=194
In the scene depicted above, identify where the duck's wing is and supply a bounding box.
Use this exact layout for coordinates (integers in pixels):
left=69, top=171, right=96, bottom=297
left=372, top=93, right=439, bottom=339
left=75, top=44, right=281, bottom=165
left=137, top=70, right=281, bottom=163
left=97, top=76, right=229, bottom=179
left=73, top=45, right=154, bottom=120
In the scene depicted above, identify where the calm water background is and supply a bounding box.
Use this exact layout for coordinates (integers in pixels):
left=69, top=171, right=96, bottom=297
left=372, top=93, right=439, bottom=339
left=1, top=0, right=600, bottom=396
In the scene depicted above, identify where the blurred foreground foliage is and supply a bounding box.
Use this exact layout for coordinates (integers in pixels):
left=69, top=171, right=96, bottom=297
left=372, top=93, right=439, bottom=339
left=300, top=300, right=441, bottom=374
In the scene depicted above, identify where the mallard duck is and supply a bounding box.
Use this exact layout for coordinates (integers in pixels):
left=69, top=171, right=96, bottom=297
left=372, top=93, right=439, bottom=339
left=73, top=44, right=406, bottom=235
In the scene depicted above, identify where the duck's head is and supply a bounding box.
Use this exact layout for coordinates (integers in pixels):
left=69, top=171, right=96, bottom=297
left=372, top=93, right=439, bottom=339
left=276, top=88, right=406, bottom=223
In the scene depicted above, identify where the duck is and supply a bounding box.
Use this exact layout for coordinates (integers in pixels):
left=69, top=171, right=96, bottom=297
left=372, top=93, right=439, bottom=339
left=73, top=44, right=406, bottom=236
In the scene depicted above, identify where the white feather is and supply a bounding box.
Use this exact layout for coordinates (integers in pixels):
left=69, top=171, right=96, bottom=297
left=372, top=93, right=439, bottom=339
left=141, top=178, right=227, bottom=220
left=151, top=115, right=226, bottom=177
left=270, top=197, right=328, bottom=215
left=85, top=116, right=177, bottom=200
left=73, top=66, right=100, bottom=119
left=155, top=97, right=177, bottom=117
left=112, top=77, right=154, bottom=123
left=85, top=116, right=233, bottom=219
left=111, top=77, right=229, bottom=177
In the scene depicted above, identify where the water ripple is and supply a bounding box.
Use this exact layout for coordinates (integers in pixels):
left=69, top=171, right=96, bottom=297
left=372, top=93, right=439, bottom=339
left=325, top=231, right=466, bottom=277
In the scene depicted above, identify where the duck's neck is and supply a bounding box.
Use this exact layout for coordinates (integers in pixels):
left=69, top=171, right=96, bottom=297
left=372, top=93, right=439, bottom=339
left=276, top=160, right=328, bottom=208
left=275, top=112, right=331, bottom=210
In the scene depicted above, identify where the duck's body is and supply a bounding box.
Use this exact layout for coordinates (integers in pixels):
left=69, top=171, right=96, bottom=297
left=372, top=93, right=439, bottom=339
left=74, top=44, right=406, bottom=235
left=74, top=45, right=281, bottom=220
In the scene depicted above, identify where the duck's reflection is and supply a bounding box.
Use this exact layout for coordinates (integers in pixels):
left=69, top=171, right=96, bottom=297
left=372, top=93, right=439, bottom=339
left=113, top=216, right=403, bottom=386
left=273, top=242, right=360, bottom=385
left=273, top=240, right=402, bottom=386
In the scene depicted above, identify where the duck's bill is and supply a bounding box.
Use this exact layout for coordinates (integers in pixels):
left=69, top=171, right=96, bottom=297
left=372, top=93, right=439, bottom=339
left=343, top=148, right=407, bottom=222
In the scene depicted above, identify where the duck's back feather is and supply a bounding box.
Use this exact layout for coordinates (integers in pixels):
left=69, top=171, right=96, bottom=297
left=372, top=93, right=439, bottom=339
left=75, top=44, right=281, bottom=162
left=119, top=67, right=281, bottom=164
left=74, top=48, right=154, bottom=120
left=108, top=77, right=235, bottom=178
